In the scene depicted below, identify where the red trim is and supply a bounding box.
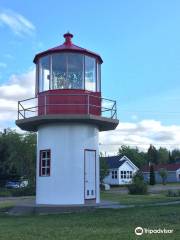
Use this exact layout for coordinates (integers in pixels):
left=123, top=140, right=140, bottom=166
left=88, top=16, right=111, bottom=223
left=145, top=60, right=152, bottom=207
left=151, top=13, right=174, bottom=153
left=39, top=149, right=51, bottom=177
left=34, top=49, right=103, bottom=64
left=84, top=149, right=96, bottom=201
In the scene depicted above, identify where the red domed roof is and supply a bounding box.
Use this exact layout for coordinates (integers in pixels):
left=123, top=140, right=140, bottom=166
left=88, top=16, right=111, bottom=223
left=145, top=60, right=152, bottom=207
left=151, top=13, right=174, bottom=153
left=33, top=32, right=103, bottom=63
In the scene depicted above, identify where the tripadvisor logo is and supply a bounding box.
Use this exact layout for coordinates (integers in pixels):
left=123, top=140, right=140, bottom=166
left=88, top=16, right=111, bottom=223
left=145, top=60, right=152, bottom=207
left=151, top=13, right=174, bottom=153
left=135, top=227, right=143, bottom=236
left=135, top=226, right=174, bottom=235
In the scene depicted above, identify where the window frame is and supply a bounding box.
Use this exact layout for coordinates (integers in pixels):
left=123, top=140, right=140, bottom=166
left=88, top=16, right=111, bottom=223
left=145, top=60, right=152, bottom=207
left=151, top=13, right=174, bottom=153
left=121, top=171, right=131, bottom=179
left=112, top=170, right=118, bottom=179
left=39, top=149, right=51, bottom=177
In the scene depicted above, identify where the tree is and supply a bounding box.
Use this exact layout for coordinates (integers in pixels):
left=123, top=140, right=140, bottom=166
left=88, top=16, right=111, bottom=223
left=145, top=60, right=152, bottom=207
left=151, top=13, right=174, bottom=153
left=171, top=149, right=180, bottom=163
left=158, top=168, right=168, bottom=185
left=149, top=165, right=156, bottom=185
left=168, top=151, right=173, bottom=163
left=100, top=157, right=109, bottom=184
left=127, top=171, right=148, bottom=195
left=157, top=147, right=169, bottom=164
left=118, top=145, right=146, bottom=168
left=0, top=129, right=36, bottom=187
left=147, top=145, right=158, bottom=165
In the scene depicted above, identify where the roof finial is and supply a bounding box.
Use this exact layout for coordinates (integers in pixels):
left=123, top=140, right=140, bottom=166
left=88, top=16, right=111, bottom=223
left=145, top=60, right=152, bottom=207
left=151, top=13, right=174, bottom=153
left=63, top=32, right=73, bottom=45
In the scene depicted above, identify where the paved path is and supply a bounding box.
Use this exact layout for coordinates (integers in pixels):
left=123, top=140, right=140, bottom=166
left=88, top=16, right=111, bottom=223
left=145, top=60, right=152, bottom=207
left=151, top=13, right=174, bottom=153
left=108, top=184, right=180, bottom=194
left=2, top=196, right=179, bottom=215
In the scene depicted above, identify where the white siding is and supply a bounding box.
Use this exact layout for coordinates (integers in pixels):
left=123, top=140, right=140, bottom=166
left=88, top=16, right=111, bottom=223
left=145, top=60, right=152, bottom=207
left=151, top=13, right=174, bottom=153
left=36, top=123, right=99, bottom=205
left=104, top=169, right=119, bottom=185
left=104, top=160, right=138, bottom=185
left=118, top=161, right=136, bottom=185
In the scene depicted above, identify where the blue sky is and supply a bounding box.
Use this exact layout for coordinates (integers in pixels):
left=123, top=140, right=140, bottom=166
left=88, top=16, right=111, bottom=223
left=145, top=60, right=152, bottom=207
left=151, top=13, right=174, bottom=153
left=1, top=0, right=180, bottom=152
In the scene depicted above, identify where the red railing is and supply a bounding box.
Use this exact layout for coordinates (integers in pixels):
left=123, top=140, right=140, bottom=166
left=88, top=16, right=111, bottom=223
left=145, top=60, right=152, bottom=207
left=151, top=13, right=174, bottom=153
left=17, top=93, right=117, bottom=120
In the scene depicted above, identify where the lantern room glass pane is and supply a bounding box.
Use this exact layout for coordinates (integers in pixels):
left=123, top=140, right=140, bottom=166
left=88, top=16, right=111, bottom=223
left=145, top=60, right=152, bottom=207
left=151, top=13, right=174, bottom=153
left=52, top=53, right=83, bottom=89
left=39, top=56, right=50, bottom=92
left=52, top=53, right=66, bottom=89
left=67, top=53, right=83, bottom=89
left=85, top=56, right=96, bottom=91
left=97, top=63, right=101, bottom=92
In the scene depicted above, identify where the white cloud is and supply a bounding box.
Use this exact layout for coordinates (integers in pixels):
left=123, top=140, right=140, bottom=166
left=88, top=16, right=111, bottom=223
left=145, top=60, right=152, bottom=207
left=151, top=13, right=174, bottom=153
left=100, top=120, right=180, bottom=155
left=1, top=69, right=180, bottom=154
left=0, top=9, right=35, bottom=36
left=0, top=68, right=35, bottom=127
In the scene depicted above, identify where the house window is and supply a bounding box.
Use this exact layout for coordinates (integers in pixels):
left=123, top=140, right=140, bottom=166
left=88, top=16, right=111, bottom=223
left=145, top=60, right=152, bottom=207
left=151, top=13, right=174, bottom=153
left=120, top=171, right=131, bottom=179
left=112, top=170, right=117, bottom=179
left=39, top=149, right=51, bottom=176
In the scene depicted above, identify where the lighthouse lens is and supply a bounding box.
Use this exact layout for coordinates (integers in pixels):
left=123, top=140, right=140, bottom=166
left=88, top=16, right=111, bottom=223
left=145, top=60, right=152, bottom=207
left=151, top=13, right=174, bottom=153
left=52, top=53, right=83, bottom=90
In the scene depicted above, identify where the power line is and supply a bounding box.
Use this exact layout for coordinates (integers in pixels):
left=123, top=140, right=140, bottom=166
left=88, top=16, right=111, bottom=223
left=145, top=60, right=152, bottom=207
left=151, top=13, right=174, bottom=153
left=100, top=143, right=180, bottom=146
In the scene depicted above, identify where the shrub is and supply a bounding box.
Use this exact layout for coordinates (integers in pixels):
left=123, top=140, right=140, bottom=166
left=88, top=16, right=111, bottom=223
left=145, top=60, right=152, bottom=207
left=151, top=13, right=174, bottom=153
left=0, top=188, right=12, bottom=197
left=0, top=186, right=35, bottom=197
left=149, top=165, right=156, bottom=185
left=158, top=168, right=168, bottom=185
left=11, top=186, right=35, bottom=196
left=166, top=190, right=180, bottom=197
left=127, top=171, right=148, bottom=195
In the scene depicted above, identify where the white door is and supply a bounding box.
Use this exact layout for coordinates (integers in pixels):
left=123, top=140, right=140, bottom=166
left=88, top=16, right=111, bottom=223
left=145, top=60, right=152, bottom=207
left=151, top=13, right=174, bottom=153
left=85, top=150, right=96, bottom=199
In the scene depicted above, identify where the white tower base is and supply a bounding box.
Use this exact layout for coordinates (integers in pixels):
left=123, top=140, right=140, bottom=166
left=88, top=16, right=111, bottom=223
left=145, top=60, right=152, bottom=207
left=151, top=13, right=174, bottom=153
left=36, top=123, right=99, bottom=205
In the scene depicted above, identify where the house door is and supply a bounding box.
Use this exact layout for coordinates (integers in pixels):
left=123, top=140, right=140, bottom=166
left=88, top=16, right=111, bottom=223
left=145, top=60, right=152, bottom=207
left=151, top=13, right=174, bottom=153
left=84, top=150, right=96, bottom=200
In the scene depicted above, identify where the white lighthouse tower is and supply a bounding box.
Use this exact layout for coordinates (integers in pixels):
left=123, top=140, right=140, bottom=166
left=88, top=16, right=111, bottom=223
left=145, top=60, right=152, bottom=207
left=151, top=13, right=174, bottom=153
left=16, top=33, right=119, bottom=205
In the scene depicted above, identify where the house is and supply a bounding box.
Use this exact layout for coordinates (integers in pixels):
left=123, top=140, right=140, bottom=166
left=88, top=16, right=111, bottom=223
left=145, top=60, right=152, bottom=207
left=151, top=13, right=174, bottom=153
left=103, top=155, right=139, bottom=185
left=142, top=163, right=180, bottom=183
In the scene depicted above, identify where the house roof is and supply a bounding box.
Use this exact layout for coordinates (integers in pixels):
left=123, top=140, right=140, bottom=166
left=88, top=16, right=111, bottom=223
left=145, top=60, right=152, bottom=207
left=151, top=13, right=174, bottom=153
left=103, top=155, right=126, bottom=168
left=33, top=32, right=103, bottom=64
left=141, top=163, right=180, bottom=172
left=102, top=155, right=139, bottom=169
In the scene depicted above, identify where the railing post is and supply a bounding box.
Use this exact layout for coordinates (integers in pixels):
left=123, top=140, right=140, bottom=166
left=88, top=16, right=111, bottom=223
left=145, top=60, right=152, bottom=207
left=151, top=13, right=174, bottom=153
left=87, top=94, right=89, bottom=114
left=101, top=97, right=102, bottom=116
left=44, top=95, right=47, bottom=115
left=18, top=101, right=19, bottom=120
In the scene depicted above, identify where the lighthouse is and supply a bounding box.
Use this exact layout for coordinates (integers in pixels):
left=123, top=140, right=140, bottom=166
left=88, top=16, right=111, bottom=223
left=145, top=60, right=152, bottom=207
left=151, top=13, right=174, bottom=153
left=16, top=33, right=119, bottom=205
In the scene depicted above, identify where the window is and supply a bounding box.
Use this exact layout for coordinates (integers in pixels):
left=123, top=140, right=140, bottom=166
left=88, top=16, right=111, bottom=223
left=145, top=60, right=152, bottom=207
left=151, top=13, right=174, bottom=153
left=38, top=54, right=100, bottom=92
left=112, top=170, right=117, bottom=179
left=39, top=150, right=51, bottom=176
left=52, top=53, right=66, bottom=89
left=120, top=171, right=133, bottom=179
left=112, top=170, right=114, bottom=179
left=96, top=63, right=101, bottom=92
left=39, top=56, right=50, bottom=92
left=120, top=171, right=127, bottom=179
left=85, top=56, right=96, bottom=91
left=52, top=53, right=83, bottom=90
left=67, top=53, right=84, bottom=89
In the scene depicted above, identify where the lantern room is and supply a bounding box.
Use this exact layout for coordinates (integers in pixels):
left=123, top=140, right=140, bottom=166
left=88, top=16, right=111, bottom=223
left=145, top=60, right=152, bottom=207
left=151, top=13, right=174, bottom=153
left=34, top=33, right=102, bottom=116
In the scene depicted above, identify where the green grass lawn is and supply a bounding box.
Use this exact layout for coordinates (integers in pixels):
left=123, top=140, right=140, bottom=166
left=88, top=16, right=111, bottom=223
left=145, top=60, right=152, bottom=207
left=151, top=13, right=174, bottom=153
left=0, top=205, right=179, bottom=240
left=0, top=201, right=15, bottom=212
left=101, top=191, right=180, bottom=206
